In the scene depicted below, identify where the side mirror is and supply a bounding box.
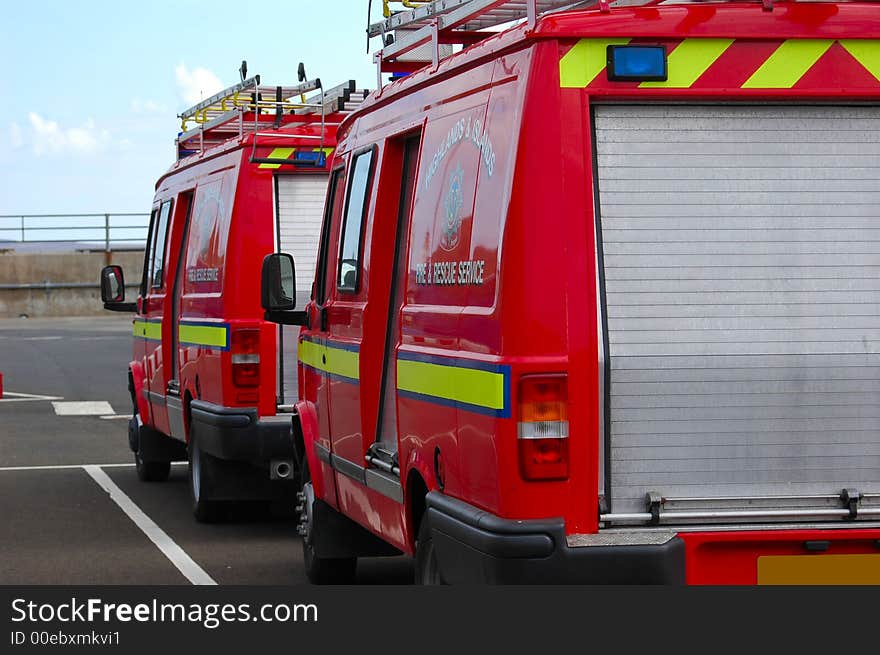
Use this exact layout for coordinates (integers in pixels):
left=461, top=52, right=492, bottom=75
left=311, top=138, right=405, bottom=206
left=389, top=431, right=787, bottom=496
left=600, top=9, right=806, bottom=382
left=101, top=265, right=125, bottom=303
left=261, top=253, right=296, bottom=311
left=261, top=253, right=309, bottom=327
left=100, top=265, right=136, bottom=313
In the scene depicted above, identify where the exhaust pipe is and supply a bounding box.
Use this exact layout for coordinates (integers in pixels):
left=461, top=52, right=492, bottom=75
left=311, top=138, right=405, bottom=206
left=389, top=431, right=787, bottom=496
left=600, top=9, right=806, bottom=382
left=270, top=459, right=294, bottom=481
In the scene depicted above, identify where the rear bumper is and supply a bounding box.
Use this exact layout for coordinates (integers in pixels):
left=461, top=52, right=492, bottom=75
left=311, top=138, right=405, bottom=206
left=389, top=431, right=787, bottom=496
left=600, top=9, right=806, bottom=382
left=426, top=492, right=685, bottom=584
left=189, top=399, right=293, bottom=464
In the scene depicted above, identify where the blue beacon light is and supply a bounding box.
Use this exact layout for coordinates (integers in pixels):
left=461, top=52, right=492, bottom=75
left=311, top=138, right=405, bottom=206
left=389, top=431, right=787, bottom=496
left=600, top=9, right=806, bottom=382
left=607, top=45, right=668, bottom=82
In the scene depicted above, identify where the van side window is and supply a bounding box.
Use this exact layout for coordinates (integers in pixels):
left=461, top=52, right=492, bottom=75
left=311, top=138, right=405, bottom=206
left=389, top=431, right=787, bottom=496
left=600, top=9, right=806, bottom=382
left=337, top=148, right=375, bottom=293
left=316, top=168, right=347, bottom=305
left=150, top=200, right=173, bottom=288
left=140, top=208, right=158, bottom=298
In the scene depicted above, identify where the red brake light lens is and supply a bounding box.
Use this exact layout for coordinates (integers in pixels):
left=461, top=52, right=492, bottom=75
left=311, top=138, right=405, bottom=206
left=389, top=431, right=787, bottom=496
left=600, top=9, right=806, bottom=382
left=518, top=375, right=569, bottom=481
left=231, top=328, right=260, bottom=388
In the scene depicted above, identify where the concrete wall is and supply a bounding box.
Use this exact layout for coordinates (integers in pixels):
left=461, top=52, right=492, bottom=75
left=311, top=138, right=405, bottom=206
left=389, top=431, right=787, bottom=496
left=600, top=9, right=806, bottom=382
left=0, top=251, right=145, bottom=317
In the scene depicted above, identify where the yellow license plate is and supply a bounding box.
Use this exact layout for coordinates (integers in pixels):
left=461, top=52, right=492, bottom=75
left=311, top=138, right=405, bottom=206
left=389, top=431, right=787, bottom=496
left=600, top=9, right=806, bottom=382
left=757, top=554, right=880, bottom=585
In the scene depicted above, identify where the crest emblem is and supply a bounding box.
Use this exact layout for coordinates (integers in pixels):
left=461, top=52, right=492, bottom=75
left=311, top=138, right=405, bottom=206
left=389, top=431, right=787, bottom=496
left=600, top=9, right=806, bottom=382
left=440, top=166, right=465, bottom=252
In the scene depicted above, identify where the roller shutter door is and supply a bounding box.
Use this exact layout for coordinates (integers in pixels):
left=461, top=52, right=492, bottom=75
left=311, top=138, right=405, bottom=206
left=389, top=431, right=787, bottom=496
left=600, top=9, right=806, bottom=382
left=276, top=174, right=327, bottom=404
left=595, top=105, right=880, bottom=519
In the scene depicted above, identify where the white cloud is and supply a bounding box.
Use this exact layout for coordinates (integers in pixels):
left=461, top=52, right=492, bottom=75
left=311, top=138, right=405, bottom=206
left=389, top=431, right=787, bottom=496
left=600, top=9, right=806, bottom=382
left=130, top=98, right=168, bottom=114
left=175, top=63, right=224, bottom=106
left=27, top=113, right=110, bottom=156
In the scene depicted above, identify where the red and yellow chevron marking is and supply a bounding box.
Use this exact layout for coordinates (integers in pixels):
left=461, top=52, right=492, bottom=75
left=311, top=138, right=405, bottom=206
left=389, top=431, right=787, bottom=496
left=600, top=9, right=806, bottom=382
left=258, top=147, right=335, bottom=169
left=560, top=38, right=880, bottom=90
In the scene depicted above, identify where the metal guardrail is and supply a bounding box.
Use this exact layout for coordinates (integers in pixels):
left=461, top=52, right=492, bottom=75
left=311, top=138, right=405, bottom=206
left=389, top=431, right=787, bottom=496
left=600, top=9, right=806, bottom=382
left=0, top=281, right=140, bottom=291
left=0, top=213, right=150, bottom=252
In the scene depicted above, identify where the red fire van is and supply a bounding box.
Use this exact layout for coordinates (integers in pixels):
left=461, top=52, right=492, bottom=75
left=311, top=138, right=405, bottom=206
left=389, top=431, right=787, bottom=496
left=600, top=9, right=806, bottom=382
left=262, top=0, right=880, bottom=583
left=102, top=68, right=366, bottom=521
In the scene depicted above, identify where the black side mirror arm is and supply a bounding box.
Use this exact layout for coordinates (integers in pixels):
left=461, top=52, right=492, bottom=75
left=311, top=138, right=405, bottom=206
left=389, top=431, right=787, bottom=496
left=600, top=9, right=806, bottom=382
left=103, top=302, right=138, bottom=313
left=263, top=310, right=310, bottom=327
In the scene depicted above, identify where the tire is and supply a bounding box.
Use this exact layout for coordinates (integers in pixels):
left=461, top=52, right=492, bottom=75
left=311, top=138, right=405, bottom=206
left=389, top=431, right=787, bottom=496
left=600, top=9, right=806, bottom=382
left=188, top=429, right=222, bottom=523
left=414, top=514, right=444, bottom=585
left=135, top=449, right=171, bottom=482
left=299, top=457, right=357, bottom=584
left=132, top=417, right=170, bottom=482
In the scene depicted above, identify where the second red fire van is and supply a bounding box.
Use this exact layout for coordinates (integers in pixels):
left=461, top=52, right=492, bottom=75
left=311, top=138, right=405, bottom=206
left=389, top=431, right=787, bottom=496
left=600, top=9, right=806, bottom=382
left=103, top=68, right=366, bottom=521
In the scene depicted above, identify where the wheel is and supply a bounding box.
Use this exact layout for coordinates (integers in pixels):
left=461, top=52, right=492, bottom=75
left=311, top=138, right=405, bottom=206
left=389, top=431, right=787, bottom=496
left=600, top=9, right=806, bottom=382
left=299, top=457, right=357, bottom=584
left=135, top=449, right=171, bottom=482
left=188, top=430, right=222, bottom=523
left=414, top=514, right=444, bottom=585
left=132, top=417, right=170, bottom=482
left=127, top=416, right=139, bottom=452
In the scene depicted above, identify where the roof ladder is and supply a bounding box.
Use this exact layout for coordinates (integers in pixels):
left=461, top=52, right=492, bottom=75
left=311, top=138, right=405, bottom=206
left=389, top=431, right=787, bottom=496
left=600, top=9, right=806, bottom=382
left=175, top=61, right=367, bottom=163
left=369, top=0, right=598, bottom=81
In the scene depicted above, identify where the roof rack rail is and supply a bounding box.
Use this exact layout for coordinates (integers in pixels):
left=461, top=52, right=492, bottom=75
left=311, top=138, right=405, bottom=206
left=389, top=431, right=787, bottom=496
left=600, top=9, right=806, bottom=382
left=175, top=60, right=368, bottom=162
left=369, top=0, right=599, bottom=80
left=371, top=0, right=838, bottom=81
left=369, top=0, right=880, bottom=69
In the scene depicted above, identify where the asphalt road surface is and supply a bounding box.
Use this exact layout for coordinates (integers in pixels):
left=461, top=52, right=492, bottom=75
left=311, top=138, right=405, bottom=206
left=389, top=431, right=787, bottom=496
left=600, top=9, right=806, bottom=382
left=0, top=315, right=412, bottom=585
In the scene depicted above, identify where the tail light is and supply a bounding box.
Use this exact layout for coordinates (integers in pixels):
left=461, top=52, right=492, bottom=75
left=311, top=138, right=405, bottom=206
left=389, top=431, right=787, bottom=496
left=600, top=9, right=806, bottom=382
left=518, top=375, right=569, bottom=481
left=231, top=328, right=260, bottom=387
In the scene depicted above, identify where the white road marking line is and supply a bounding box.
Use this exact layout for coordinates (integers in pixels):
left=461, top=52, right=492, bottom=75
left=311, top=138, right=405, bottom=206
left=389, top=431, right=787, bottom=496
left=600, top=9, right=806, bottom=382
left=0, top=463, right=136, bottom=472
left=72, top=336, right=128, bottom=341
left=0, top=391, right=64, bottom=402
left=19, top=336, right=63, bottom=341
left=52, top=401, right=114, bottom=415
left=100, top=415, right=132, bottom=420
left=83, top=465, right=216, bottom=586
left=0, top=462, right=187, bottom=472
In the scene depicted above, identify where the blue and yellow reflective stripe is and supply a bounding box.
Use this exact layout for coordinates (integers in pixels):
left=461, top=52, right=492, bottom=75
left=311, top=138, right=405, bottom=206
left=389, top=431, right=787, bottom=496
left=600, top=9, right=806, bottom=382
left=299, top=338, right=360, bottom=382
left=396, top=351, right=510, bottom=418
left=133, top=320, right=162, bottom=342
left=133, top=320, right=229, bottom=349
left=178, top=322, right=229, bottom=349
left=298, top=339, right=510, bottom=417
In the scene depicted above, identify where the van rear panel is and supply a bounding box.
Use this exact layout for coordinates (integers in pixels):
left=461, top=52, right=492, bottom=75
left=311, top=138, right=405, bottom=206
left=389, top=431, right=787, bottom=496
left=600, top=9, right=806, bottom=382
left=593, top=104, right=880, bottom=522
left=275, top=173, right=329, bottom=404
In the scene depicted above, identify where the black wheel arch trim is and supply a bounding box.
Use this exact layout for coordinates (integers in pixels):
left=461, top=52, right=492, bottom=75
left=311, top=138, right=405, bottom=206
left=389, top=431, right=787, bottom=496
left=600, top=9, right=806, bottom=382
left=426, top=491, right=556, bottom=559
left=425, top=491, right=686, bottom=584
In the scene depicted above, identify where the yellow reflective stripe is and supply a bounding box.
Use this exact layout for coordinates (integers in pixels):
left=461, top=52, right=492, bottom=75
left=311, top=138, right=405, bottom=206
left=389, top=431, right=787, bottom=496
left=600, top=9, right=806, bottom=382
left=259, top=147, right=296, bottom=169
left=743, top=39, right=834, bottom=88
left=326, top=345, right=359, bottom=380
left=397, top=359, right=505, bottom=412
left=641, top=38, right=734, bottom=88
left=560, top=38, right=631, bottom=88
left=178, top=323, right=228, bottom=348
left=299, top=340, right=360, bottom=381
left=299, top=339, right=324, bottom=372
left=133, top=320, right=161, bottom=341
left=840, top=39, right=880, bottom=82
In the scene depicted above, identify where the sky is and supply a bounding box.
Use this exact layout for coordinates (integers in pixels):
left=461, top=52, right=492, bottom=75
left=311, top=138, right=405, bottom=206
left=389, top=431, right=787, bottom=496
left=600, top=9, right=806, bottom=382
left=0, top=1, right=388, bottom=224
